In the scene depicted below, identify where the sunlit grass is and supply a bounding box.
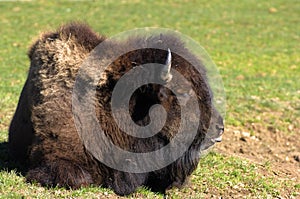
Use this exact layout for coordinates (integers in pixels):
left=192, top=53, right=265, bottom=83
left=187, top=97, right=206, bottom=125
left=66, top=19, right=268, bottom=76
left=0, top=0, right=299, bottom=198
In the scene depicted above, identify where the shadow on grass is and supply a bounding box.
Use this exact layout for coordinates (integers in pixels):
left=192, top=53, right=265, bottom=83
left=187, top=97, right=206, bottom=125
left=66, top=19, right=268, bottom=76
left=0, top=141, right=10, bottom=170
left=0, top=141, right=25, bottom=174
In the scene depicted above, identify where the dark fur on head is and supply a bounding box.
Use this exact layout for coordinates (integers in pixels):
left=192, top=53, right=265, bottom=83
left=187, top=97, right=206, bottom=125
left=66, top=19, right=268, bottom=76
left=9, top=22, right=224, bottom=196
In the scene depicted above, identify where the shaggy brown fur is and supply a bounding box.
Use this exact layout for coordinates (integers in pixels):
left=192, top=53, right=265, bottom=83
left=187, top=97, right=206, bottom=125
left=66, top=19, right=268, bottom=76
left=9, top=22, right=224, bottom=196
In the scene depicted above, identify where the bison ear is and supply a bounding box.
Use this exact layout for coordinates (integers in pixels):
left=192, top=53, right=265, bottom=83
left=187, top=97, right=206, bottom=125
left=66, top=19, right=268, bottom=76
left=160, top=48, right=173, bottom=82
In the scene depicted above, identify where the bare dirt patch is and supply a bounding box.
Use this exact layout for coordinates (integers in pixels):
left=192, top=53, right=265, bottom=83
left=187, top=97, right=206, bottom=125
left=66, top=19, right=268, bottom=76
left=215, top=122, right=300, bottom=197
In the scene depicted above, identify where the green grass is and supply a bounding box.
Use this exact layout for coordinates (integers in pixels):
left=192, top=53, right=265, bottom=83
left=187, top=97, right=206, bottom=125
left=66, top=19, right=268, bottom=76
left=1, top=152, right=297, bottom=198
left=0, top=0, right=299, bottom=198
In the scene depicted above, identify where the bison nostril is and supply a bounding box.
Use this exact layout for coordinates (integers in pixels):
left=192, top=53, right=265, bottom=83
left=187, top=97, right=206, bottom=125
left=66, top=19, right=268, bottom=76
left=216, top=125, right=224, bottom=133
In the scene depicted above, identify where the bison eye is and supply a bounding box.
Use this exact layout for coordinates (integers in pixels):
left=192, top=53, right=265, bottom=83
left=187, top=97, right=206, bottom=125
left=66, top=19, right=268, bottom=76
left=158, top=93, right=164, bottom=100
left=158, top=88, right=168, bottom=101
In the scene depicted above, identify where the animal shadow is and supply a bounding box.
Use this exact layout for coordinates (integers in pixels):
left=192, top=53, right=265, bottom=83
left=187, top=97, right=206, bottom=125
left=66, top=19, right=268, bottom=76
left=0, top=141, right=24, bottom=174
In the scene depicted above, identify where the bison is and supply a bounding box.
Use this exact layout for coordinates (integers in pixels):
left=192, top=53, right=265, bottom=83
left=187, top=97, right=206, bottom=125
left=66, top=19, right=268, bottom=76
left=8, top=22, right=224, bottom=196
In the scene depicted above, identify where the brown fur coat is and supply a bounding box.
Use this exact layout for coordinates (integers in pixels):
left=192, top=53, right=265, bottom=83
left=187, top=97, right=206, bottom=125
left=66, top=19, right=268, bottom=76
left=9, top=22, right=224, bottom=195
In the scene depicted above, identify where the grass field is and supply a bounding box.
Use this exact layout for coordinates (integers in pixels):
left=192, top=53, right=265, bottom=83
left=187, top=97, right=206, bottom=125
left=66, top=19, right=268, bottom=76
left=0, top=0, right=299, bottom=198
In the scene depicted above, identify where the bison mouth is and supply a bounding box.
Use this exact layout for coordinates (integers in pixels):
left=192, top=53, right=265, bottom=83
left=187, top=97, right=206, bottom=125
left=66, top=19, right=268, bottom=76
left=213, top=124, right=224, bottom=142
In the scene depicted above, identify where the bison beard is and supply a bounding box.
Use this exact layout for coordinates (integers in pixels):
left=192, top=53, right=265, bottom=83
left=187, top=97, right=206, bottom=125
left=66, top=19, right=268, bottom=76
left=8, top=22, right=224, bottom=196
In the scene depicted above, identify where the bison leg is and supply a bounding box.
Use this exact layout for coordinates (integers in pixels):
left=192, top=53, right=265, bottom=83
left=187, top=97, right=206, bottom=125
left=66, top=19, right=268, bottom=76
left=105, top=171, right=147, bottom=196
left=26, top=159, right=93, bottom=189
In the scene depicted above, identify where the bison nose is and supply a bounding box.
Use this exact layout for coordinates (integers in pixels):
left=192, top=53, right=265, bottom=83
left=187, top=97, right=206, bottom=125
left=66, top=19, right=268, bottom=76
left=216, top=125, right=224, bottom=134
left=213, top=125, right=224, bottom=142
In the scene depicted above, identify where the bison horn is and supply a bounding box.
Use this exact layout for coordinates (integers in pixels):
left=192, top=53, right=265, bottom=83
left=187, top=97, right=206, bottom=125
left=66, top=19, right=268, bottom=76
left=160, top=48, right=173, bottom=82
